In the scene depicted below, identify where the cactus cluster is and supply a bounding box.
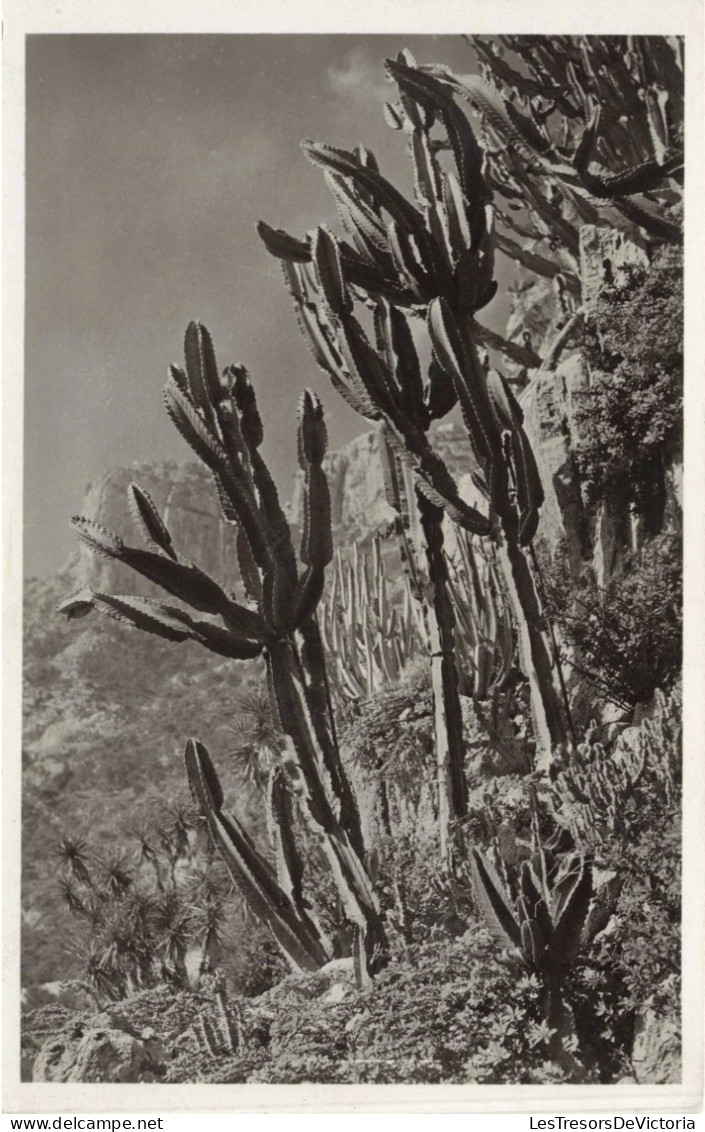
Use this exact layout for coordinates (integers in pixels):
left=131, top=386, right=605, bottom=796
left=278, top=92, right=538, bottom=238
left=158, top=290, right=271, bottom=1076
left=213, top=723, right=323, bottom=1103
left=470, top=841, right=616, bottom=1077
left=446, top=36, right=683, bottom=278
left=55, top=41, right=681, bottom=1041
left=318, top=523, right=515, bottom=710
left=258, top=50, right=571, bottom=835
left=415, top=525, right=515, bottom=702
left=60, top=323, right=387, bottom=981
left=318, top=535, right=424, bottom=707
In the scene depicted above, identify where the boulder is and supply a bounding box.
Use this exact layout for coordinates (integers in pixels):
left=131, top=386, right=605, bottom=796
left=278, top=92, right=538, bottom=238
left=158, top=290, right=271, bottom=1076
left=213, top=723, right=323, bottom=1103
left=33, top=1024, right=165, bottom=1084
left=32, top=1036, right=79, bottom=1083
left=69, top=1027, right=162, bottom=1082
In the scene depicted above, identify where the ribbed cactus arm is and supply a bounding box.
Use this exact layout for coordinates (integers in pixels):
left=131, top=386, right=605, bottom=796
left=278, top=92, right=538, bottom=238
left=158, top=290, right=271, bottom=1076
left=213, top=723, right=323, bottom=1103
left=185, top=739, right=329, bottom=972
left=265, top=641, right=384, bottom=931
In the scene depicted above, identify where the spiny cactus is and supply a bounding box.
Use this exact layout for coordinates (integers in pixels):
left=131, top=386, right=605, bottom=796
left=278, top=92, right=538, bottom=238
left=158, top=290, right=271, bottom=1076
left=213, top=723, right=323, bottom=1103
left=258, top=51, right=573, bottom=830
left=441, top=36, right=683, bottom=267
left=185, top=739, right=329, bottom=972
left=443, top=527, right=515, bottom=700
left=548, top=686, right=681, bottom=847
left=60, top=322, right=387, bottom=981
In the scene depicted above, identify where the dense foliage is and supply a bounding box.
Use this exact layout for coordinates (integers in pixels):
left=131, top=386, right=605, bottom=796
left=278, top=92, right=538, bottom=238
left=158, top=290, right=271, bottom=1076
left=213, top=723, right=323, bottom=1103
left=543, top=534, right=682, bottom=709
left=576, top=244, right=683, bottom=528
left=47, top=801, right=286, bottom=1010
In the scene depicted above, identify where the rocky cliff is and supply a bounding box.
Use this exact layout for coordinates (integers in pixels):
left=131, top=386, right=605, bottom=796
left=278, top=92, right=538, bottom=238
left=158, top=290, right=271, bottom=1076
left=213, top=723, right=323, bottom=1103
left=66, top=422, right=478, bottom=596
left=515, top=226, right=682, bottom=586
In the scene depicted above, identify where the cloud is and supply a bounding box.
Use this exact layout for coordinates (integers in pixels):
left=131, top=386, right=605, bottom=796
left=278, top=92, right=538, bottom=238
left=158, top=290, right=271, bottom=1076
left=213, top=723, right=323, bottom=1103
left=327, top=47, right=390, bottom=102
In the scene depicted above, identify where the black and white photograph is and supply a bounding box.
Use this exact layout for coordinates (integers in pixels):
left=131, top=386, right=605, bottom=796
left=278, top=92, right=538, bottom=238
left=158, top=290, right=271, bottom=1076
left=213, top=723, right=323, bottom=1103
left=4, top=0, right=704, bottom=1113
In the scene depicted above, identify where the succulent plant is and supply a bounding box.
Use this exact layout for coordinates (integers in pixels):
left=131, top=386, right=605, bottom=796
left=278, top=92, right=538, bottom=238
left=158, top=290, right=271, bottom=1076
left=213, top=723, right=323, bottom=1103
left=470, top=842, right=606, bottom=1078
left=548, top=686, right=681, bottom=847
left=449, top=36, right=683, bottom=259
left=60, top=322, right=388, bottom=980
left=258, top=54, right=572, bottom=800
left=318, top=534, right=424, bottom=707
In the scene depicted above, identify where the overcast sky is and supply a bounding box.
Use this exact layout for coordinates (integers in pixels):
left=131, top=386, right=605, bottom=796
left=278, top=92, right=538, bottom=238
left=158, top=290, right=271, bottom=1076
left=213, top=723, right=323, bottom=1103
left=25, top=35, right=510, bottom=579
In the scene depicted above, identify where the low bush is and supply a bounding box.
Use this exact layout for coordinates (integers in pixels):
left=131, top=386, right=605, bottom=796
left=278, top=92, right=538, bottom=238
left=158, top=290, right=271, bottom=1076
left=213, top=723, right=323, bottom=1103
left=542, top=535, right=681, bottom=709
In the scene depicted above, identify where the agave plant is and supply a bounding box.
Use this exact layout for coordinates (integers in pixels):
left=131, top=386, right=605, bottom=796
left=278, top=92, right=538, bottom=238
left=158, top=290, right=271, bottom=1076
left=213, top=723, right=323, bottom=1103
left=60, top=323, right=387, bottom=980
left=470, top=842, right=607, bottom=1078
left=97, top=854, right=134, bottom=900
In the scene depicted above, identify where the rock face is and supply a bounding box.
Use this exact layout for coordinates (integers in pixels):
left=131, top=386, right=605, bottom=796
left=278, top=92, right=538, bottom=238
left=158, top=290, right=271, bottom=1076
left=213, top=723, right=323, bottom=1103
left=288, top=429, right=394, bottom=540
left=631, top=980, right=681, bottom=1084
left=288, top=420, right=474, bottom=537
left=520, top=354, right=592, bottom=579
left=69, top=423, right=476, bottom=596
left=580, top=225, right=649, bottom=316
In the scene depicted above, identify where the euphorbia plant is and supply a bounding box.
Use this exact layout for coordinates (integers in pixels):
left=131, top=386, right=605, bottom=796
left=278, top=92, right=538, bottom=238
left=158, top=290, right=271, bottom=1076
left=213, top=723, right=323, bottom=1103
left=257, top=52, right=573, bottom=866
left=60, top=322, right=388, bottom=981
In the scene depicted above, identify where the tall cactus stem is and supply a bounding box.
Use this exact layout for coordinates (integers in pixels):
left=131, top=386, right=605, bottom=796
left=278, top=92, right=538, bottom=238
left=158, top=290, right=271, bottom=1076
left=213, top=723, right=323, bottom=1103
left=294, top=620, right=367, bottom=860
left=457, top=313, right=570, bottom=763
left=528, top=542, right=578, bottom=754
left=493, top=521, right=569, bottom=763
left=266, top=639, right=388, bottom=974
left=417, top=490, right=468, bottom=866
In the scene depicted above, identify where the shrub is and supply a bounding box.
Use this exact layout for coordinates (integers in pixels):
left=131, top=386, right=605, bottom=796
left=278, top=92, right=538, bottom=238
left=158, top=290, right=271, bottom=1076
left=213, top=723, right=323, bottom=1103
left=248, top=927, right=565, bottom=1084
left=53, top=802, right=284, bottom=1005
left=544, top=535, right=681, bottom=709
left=576, top=244, right=683, bottom=530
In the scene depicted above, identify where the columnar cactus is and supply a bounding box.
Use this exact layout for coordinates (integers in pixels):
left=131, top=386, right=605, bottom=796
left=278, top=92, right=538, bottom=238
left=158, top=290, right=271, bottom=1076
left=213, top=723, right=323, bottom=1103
left=258, top=52, right=572, bottom=810
left=443, top=528, right=515, bottom=700
left=185, top=739, right=329, bottom=971
left=441, top=35, right=683, bottom=272
left=318, top=534, right=424, bottom=706
left=60, top=322, right=388, bottom=980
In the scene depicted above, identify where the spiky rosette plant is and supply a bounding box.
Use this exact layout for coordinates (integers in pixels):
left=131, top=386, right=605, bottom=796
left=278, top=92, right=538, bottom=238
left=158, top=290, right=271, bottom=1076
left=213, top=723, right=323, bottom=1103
left=257, top=51, right=572, bottom=853
left=60, top=322, right=387, bottom=981
left=470, top=843, right=613, bottom=1079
